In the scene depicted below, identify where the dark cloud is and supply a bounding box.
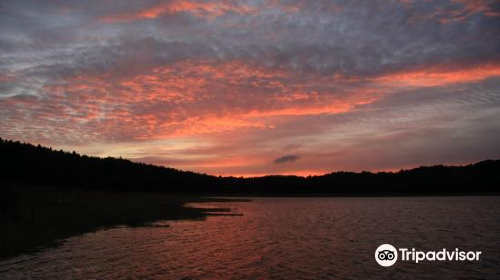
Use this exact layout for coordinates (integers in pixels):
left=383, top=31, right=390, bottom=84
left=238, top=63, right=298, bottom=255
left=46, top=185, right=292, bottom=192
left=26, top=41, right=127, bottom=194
left=2, top=0, right=500, bottom=80
left=274, top=155, right=300, bottom=164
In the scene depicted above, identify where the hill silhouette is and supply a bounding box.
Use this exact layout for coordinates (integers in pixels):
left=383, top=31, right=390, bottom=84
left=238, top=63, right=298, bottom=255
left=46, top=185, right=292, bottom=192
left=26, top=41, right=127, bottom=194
left=1, top=137, right=499, bottom=195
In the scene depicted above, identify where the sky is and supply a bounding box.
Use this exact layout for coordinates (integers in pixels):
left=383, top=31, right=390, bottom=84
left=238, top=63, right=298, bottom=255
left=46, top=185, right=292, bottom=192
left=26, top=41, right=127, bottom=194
left=1, top=0, right=500, bottom=177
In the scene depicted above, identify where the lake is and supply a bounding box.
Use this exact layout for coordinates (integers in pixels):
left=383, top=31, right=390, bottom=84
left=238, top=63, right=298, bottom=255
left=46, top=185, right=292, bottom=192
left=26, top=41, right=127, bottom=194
left=1, top=197, right=499, bottom=280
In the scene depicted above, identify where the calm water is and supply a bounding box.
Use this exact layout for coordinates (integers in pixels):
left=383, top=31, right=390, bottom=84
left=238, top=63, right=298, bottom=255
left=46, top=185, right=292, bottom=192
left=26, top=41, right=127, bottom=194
left=1, top=197, right=499, bottom=280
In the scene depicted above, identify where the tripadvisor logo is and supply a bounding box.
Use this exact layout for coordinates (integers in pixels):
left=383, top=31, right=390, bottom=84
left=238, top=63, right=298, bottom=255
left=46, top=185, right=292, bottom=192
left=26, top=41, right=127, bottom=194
left=375, top=244, right=398, bottom=267
left=375, top=244, right=482, bottom=267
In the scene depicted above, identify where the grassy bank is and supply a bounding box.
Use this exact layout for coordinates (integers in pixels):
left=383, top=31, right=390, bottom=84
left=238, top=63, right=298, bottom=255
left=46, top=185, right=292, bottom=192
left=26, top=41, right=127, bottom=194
left=0, top=185, right=240, bottom=260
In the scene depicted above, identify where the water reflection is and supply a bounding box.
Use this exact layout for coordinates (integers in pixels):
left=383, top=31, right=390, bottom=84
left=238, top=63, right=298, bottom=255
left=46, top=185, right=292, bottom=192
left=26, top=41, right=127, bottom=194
left=1, top=197, right=499, bottom=280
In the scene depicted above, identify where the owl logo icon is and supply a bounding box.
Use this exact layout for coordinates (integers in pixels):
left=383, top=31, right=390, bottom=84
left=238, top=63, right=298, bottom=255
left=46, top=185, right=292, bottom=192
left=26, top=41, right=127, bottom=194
left=375, top=244, right=398, bottom=266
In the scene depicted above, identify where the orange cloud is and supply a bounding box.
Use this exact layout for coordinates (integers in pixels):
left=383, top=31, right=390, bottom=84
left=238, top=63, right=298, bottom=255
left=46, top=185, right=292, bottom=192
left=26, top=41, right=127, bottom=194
left=40, top=59, right=381, bottom=140
left=373, top=63, right=500, bottom=88
left=102, top=0, right=255, bottom=22
left=39, top=59, right=500, bottom=144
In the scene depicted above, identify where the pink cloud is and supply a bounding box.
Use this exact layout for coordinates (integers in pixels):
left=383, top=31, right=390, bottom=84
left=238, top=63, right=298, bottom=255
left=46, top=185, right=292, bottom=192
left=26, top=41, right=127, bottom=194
left=101, top=0, right=256, bottom=22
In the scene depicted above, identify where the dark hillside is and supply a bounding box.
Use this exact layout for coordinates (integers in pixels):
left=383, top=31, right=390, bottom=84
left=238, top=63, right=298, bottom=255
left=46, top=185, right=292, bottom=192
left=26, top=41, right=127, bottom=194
left=1, top=137, right=499, bottom=195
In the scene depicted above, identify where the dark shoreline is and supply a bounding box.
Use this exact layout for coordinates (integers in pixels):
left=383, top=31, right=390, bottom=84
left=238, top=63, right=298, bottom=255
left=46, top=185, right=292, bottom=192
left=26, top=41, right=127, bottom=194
left=191, top=192, right=500, bottom=197
left=0, top=185, right=246, bottom=261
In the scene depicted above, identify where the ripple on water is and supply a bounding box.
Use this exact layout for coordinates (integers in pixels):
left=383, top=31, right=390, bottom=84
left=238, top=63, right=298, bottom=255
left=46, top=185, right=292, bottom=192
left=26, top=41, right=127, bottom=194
left=1, top=197, right=499, bottom=280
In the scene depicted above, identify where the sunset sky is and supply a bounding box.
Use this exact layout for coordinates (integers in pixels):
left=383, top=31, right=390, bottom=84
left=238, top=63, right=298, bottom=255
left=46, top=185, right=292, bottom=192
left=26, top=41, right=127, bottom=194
left=1, top=0, right=500, bottom=176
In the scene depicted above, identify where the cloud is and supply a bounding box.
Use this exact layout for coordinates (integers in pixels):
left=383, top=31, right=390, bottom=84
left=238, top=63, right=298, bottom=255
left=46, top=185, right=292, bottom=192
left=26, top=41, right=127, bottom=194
left=274, top=155, right=300, bottom=164
left=1, top=0, right=499, bottom=175
left=101, top=0, right=256, bottom=22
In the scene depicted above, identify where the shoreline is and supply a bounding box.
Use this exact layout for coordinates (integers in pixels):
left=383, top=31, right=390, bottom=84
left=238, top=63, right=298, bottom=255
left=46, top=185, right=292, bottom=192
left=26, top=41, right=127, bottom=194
left=0, top=185, right=245, bottom=261
left=187, top=192, right=500, bottom=197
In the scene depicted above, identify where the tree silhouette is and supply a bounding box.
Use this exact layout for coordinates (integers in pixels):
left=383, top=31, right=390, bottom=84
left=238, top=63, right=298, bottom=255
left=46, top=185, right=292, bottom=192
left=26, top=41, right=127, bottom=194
left=1, top=137, right=498, bottom=195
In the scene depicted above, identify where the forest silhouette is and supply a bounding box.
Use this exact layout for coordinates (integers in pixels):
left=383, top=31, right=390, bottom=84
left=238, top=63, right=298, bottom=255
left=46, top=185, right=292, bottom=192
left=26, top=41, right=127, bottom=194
left=1, top=137, right=499, bottom=259
left=2, top=137, right=498, bottom=195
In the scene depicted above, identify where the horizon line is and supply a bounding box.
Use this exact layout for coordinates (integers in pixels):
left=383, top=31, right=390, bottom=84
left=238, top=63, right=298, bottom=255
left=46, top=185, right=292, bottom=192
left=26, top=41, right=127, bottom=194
left=1, top=137, right=496, bottom=179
